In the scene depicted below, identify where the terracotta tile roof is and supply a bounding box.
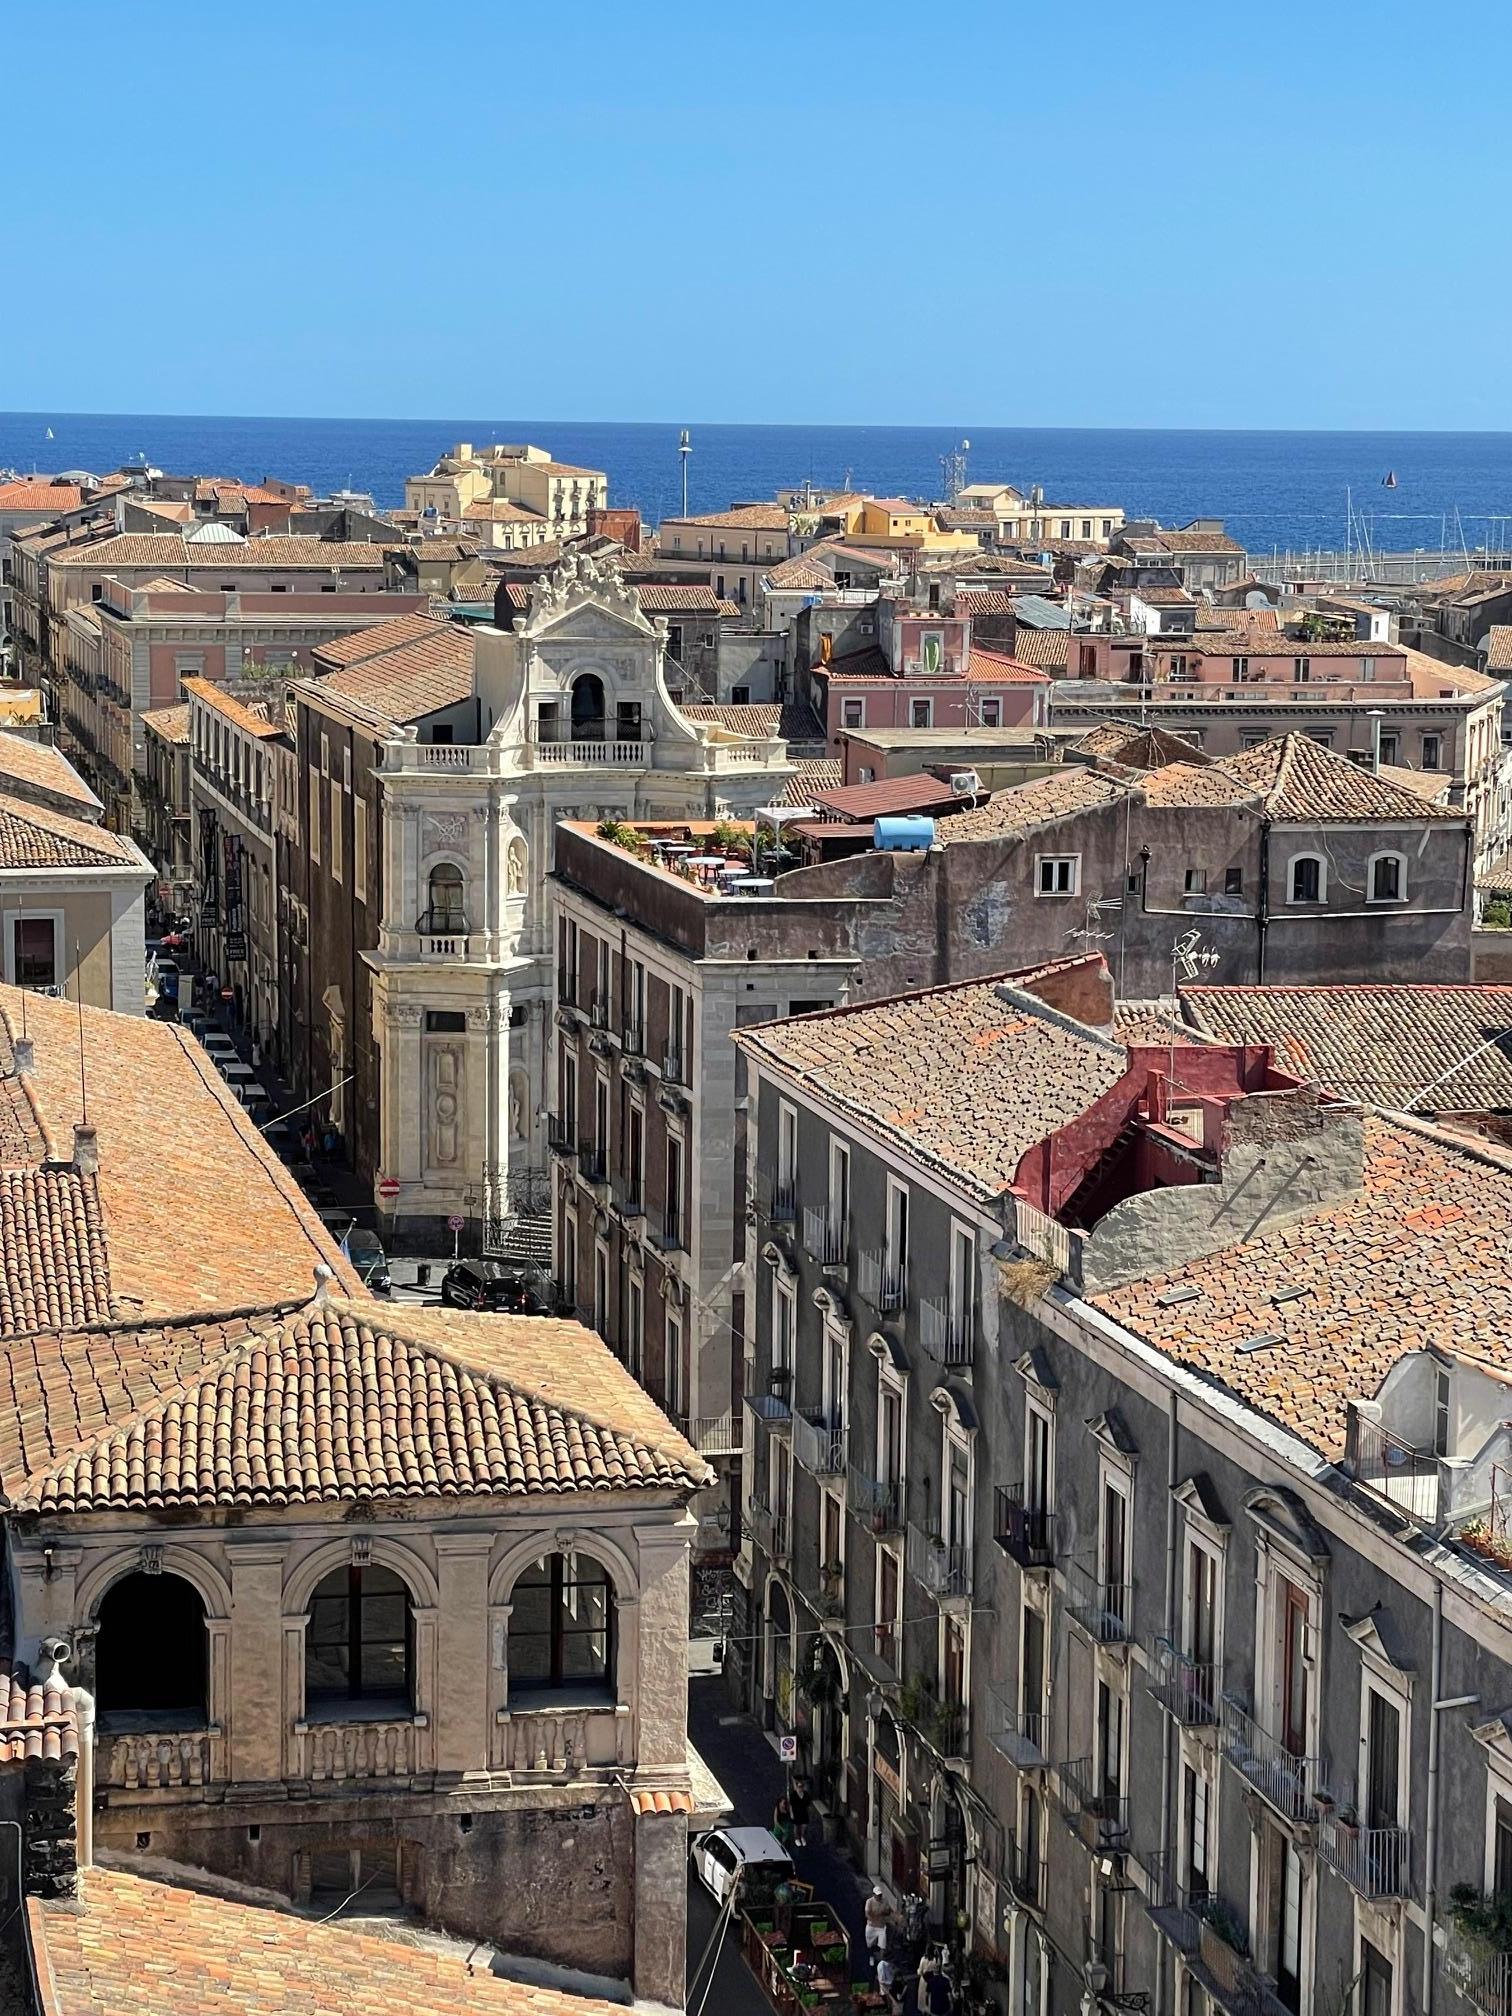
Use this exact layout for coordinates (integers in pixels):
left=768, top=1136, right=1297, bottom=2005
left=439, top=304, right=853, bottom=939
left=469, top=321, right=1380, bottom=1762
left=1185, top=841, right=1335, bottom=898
left=0, top=1167, right=113, bottom=1334
left=308, top=622, right=474, bottom=730
left=935, top=766, right=1129, bottom=843
left=775, top=758, right=843, bottom=805
left=966, top=646, right=1050, bottom=686
left=1112, top=1000, right=1208, bottom=1046
left=1484, top=624, right=1512, bottom=672
left=735, top=975, right=1127, bottom=1202
left=1213, top=733, right=1464, bottom=822
left=311, top=609, right=441, bottom=671
left=1073, top=722, right=1208, bottom=768
left=0, top=482, right=85, bottom=514
left=527, top=460, right=604, bottom=478
left=1138, top=762, right=1259, bottom=810
left=1405, top=649, right=1499, bottom=697
left=49, top=535, right=392, bottom=571
left=1092, top=1115, right=1512, bottom=1458
left=0, top=986, right=357, bottom=1326
left=666, top=504, right=791, bottom=532
left=0, top=795, right=140, bottom=868
left=0, top=735, right=100, bottom=814
left=17, top=1296, right=710, bottom=1513
left=29, top=1865, right=640, bottom=2016
left=1134, top=586, right=1196, bottom=606
left=816, top=646, right=892, bottom=685
left=1377, top=761, right=1453, bottom=804
left=1125, top=527, right=1245, bottom=555
left=1180, top=630, right=1387, bottom=658
left=954, top=590, right=1016, bottom=617
left=1008, top=628, right=1071, bottom=671
left=182, top=678, right=283, bottom=740
left=1181, top=983, right=1512, bottom=1112
left=0, top=1659, right=77, bottom=1762
left=461, top=499, right=545, bottom=522
left=679, top=701, right=826, bottom=746
left=630, top=1787, right=696, bottom=1815
left=633, top=584, right=731, bottom=615
left=140, top=703, right=191, bottom=746
left=764, top=552, right=836, bottom=591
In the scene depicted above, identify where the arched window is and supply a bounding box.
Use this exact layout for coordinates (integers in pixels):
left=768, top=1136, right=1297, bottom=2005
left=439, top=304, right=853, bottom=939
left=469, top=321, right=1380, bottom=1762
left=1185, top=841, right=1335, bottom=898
left=508, top=1550, right=615, bottom=1699
left=97, top=1572, right=208, bottom=1725
left=1288, top=854, right=1326, bottom=904
left=570, top=673, right=606, bottom=743
left=426, top=862, right=465, bottom=932
left=306, top=1563, right=412, bottom=1707
left=1369, top=851, right=1407, bottom=903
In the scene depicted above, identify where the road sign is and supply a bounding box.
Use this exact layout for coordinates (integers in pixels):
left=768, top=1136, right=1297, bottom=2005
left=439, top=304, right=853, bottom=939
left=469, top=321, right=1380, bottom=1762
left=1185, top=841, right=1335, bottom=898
left=447, top=1214, right=465, bottom=1232
left=778, top=1734, right=797, bottom=1762
left=377, top=1175, right=400, bottom=1200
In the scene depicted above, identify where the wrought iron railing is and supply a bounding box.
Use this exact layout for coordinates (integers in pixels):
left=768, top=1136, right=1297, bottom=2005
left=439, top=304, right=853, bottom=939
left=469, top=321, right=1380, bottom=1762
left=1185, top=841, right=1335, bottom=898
left=1317, top=1813, right=1413, bottom=1899
left=994, top=1485, right=1056, bottom=1569
left=919, top=1296, right=975, bottom=1368
left=1345, top=1404, right=1447, bottom=1526
left=1058, top=1754, right=1130, bottom=1847
left=1065, top=1561, right=1133, bottom=1644
left=801, top=1204, right=848, bottom=1269
left=907, top=1522, right=973, bottom=1601
left=792, top=1407, right=846, bottom=1477
left=1219, top=1696, right=1328, bottom=1823
left=848, top=1465, right=902, bottom=1533
left=857, top=1248, right=906, bottom=1313
left=1146, top=1635, right=1219, bottom=1725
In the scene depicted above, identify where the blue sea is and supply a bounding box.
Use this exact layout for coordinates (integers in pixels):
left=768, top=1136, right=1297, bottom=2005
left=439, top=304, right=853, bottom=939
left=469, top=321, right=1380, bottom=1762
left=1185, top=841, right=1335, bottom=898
left=4, top=411, right=1512, bottom=560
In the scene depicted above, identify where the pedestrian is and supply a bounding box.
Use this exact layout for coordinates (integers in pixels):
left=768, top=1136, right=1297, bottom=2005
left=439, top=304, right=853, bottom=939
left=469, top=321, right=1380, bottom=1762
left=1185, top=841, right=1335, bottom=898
left=877, top=1957, right=902, bottom=2016
left=865, top=1884, right=894, bottom=1962
left=788, top=1772, right=819, bottom=1847
left=772, top=1795, right=797, bottom=1852
left=923, top=1958, right=952, bottom=2016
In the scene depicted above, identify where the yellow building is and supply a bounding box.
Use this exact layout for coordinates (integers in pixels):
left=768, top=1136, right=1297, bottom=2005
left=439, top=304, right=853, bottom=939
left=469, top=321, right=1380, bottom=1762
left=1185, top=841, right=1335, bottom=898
left=858, top=496, right=932, bottom=539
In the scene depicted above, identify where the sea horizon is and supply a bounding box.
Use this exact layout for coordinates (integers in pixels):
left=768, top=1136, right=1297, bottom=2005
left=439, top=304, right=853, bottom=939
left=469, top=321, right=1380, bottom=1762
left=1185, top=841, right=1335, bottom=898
left=5, top=408, right=1512, bottom=558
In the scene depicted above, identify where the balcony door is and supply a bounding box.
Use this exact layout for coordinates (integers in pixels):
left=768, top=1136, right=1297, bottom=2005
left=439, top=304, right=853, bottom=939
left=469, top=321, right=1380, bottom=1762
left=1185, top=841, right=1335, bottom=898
left=1026, top=1404, right=1052, bottom=1516
left=1366, top=1688, right=1401, bottom=1831
left=1280, top=1579, right=1309, bottom=1757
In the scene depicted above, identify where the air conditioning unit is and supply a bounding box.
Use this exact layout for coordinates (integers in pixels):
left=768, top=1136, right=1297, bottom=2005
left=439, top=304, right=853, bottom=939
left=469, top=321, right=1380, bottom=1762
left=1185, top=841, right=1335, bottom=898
left=950, top=769, right=981, bottom=795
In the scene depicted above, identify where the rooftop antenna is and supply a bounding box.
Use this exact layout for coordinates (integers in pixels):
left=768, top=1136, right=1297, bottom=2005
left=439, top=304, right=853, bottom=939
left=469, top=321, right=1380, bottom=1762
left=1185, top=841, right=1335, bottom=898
left=939, top=438, right=970, bottom=508
left=679, top=429, right=691, bottom=517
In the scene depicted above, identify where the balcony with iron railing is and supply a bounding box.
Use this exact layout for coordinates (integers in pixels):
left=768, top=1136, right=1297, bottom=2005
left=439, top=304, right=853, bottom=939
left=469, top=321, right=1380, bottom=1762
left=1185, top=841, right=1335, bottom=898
left=1142, top=1849, right=1204, bottom=1957
left=918, top=1296, right=975, bottom=1370
left=589, top=990, right=612, bottom=1030
left=906, top=1521, right=973, bottom=1603
left=1316, top=1809, right=1413, bottom=1899
left=856, top=1247, right=906, bottom=1314
left=1146, top=1635, right=1220, bottom=1726
left=612, top=1170, right=645, bottom=1220
left=622, top=1012, right=645, bottom=1057
left=661, top=1040, right=689, bottom=1087
left=1345, top=1403, right=1448, bottom=1526
left=759, top=1171, right=797, bottom=1224
left=576, top=1142, right=608, bottom=1188
left=1451, top=1942, right=1512, bottom=2016
left=801, top=1204, right=848, bottom=1271
left=988, top=1688, right=1051, bottom=1772
left=994, top=1485, right=1057, bottom=1571
left=792, top=1407, right=846, bottom=1478
left=848, top=1465, right=902, bottom=1534
left=1219, top=1696, right=1328, bottom=1824
left=1065, top=1562, right=1133, bottom=1645
left=746, top=1494, right=791, bottom=1562
left=1058, top=1755, right=1130, bottom=1850
left=746, top=1373, right=793, bottom=1432
left=546, top=1113, right=576, bottom=1155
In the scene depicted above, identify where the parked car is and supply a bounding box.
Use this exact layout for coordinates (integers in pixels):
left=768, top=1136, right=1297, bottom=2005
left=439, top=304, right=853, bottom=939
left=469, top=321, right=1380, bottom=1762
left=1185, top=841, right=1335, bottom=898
left=342, top=1227, right=392, bottom=1295
left=440, top=1257, right=553, bottom=1313
left=689, top=1827, right=794, bottom=1908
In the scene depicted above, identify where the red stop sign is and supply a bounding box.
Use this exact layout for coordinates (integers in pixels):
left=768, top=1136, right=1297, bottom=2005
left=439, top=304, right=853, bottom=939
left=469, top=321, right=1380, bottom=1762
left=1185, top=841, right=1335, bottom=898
left=377, top=1176, right=400, bottom=1200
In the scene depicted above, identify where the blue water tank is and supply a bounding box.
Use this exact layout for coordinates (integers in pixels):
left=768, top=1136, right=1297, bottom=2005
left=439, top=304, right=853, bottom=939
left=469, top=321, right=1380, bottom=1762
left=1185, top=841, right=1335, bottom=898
left=874, top=816, right=936, bottom=852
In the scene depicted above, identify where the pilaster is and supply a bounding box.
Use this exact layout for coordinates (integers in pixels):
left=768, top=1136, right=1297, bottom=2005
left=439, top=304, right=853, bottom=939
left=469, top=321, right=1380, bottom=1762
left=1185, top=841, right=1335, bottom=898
left=433, top=1534, right=493, bottom=1774
left=227, top=1542, right=288, bottom=1786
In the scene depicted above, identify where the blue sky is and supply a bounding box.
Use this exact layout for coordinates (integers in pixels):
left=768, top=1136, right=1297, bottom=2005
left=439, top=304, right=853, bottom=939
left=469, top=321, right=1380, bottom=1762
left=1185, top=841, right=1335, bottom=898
left=6, top=1, right=1510, bottom=429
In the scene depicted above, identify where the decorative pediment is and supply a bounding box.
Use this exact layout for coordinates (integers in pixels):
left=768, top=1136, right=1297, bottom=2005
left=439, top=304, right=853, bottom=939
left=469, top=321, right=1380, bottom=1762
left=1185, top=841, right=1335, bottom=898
left=931, top=1382, right=979, bottom=1435
left=867, top=1329, right=909, bottom=1377
left=1471, top=1710, right=1512, bottom=1761
left=1174, top=1473, right=1230, bottom=1533
left=761, top=1239, right=797, bottom=1284
left=1243, top=1484, right=1330, bottom=1562
left=1086, top=1409, right=1138, bottom=1460
left=1342, top=1606, right=1415, bottom=1677
left=813, top=1285, right=850, bottom=1331
left=1014, top=1347, right=1058, bottom=1407
left=519, top=551, right=654, bottom=640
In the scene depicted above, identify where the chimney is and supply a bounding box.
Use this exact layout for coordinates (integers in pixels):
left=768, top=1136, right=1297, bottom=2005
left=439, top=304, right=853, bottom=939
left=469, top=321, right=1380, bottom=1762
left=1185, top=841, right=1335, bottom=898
left=13, top=1035, right=34, bottom=1075
left=72, top=1125, right=99, bottom=1176
left=1369, top=708, right=1384, bottom=774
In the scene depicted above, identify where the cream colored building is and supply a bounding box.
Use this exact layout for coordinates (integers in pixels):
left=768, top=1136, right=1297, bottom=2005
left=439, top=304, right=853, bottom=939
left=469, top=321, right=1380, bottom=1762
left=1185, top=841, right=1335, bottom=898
left=363, top=551, right=793, bottom=1243
left=406, top=443, right=607, bottom=543
left=0, top=782, right=151, bottom=1009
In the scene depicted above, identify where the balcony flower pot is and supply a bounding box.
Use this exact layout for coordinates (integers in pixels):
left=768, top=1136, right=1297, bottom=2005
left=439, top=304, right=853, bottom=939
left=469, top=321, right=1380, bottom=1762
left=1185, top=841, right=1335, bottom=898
left=1199, top=1908, right=1249, bottom=1997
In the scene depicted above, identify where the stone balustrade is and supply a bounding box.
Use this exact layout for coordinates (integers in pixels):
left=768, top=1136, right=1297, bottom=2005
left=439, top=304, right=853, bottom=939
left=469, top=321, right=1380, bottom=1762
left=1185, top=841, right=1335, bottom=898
left=492, top=1701, right=632, bottom=1777
left=103, top=1727, right=216, bottom=1792
left=292, top=1714, right=425, bottom=1783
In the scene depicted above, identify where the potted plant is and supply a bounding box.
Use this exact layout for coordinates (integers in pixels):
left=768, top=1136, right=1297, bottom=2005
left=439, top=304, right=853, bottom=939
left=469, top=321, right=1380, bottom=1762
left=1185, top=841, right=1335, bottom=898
left=1449, top=1884, right=1512, bottom=1962
left=1198, top=1897, right=1250, bottom=1997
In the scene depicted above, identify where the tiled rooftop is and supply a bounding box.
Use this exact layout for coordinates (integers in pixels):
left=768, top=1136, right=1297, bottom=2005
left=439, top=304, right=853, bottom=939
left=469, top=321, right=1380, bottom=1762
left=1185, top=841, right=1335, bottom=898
left=934, top=766, right=1129, bottom=842
left=1093, top=1116, right=1512, bottom=1458
left=0, top=734, right=101, bottom=815
left=1483, top=624, right=1512, bottom=673
left=679, top=701, right=826, bottom=746
left=1182, top=983, right=1512, bottom=1113
left=0, top=986, right=356, bottom=1329
left=811, top=772, right=981, bottom=821
left=966, top=646, right=1050, bottom=685
left=310, top=609, right=441, bottom=670
left=49, top=535, right=393, bottom=571
left=0, top=1658, right=77, bottom=1762
left=1213, top=732, right=1465, bottom=822
left=0, top=795, right=141, bottom=869
left=30, top=1865, right=639, bottom=2016
left=1006, top=628, right=1070, bottom=670
left=774, top=757, right=843, bottom=804
left=665, top=504, right=791, bottom=532
left=140, top=703, right=191, bottom=745
left=0, top=481, right=85, bottom=514
left=182, top=678, right=283, bottom=740
left=16, top=1296, right=709, bottom=1513
left=308, top=620, right=475, bottom=730
left=735, top=975, right=1128, bottom=1201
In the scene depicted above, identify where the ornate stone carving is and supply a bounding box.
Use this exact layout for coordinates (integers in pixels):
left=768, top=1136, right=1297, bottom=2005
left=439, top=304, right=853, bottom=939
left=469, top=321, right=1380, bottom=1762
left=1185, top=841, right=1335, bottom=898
left=351, top=1538, right=373, bottom=1568
left=466, top=1005, right=492, bottom=1029
left=140, top=1546, right=163, bottom=1577
left=423, top=812, right=469, bottom=853
left=506, top=834, right=528, bottom=896
left=509, top=1070, right=529, bottom=1143
left=390, top=1001, right=424, bottom=1028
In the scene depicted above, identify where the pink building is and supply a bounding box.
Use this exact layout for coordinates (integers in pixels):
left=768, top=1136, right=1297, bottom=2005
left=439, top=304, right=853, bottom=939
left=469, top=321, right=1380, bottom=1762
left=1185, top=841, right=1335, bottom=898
left=804, top=593, right=1049, bottom=742
left=1070, top=627, right=1415, bottom=699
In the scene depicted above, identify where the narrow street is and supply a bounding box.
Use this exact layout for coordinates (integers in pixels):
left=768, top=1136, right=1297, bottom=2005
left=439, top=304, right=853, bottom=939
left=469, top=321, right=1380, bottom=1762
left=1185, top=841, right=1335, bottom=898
left=687, top=1677, right=872, bottom=2016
